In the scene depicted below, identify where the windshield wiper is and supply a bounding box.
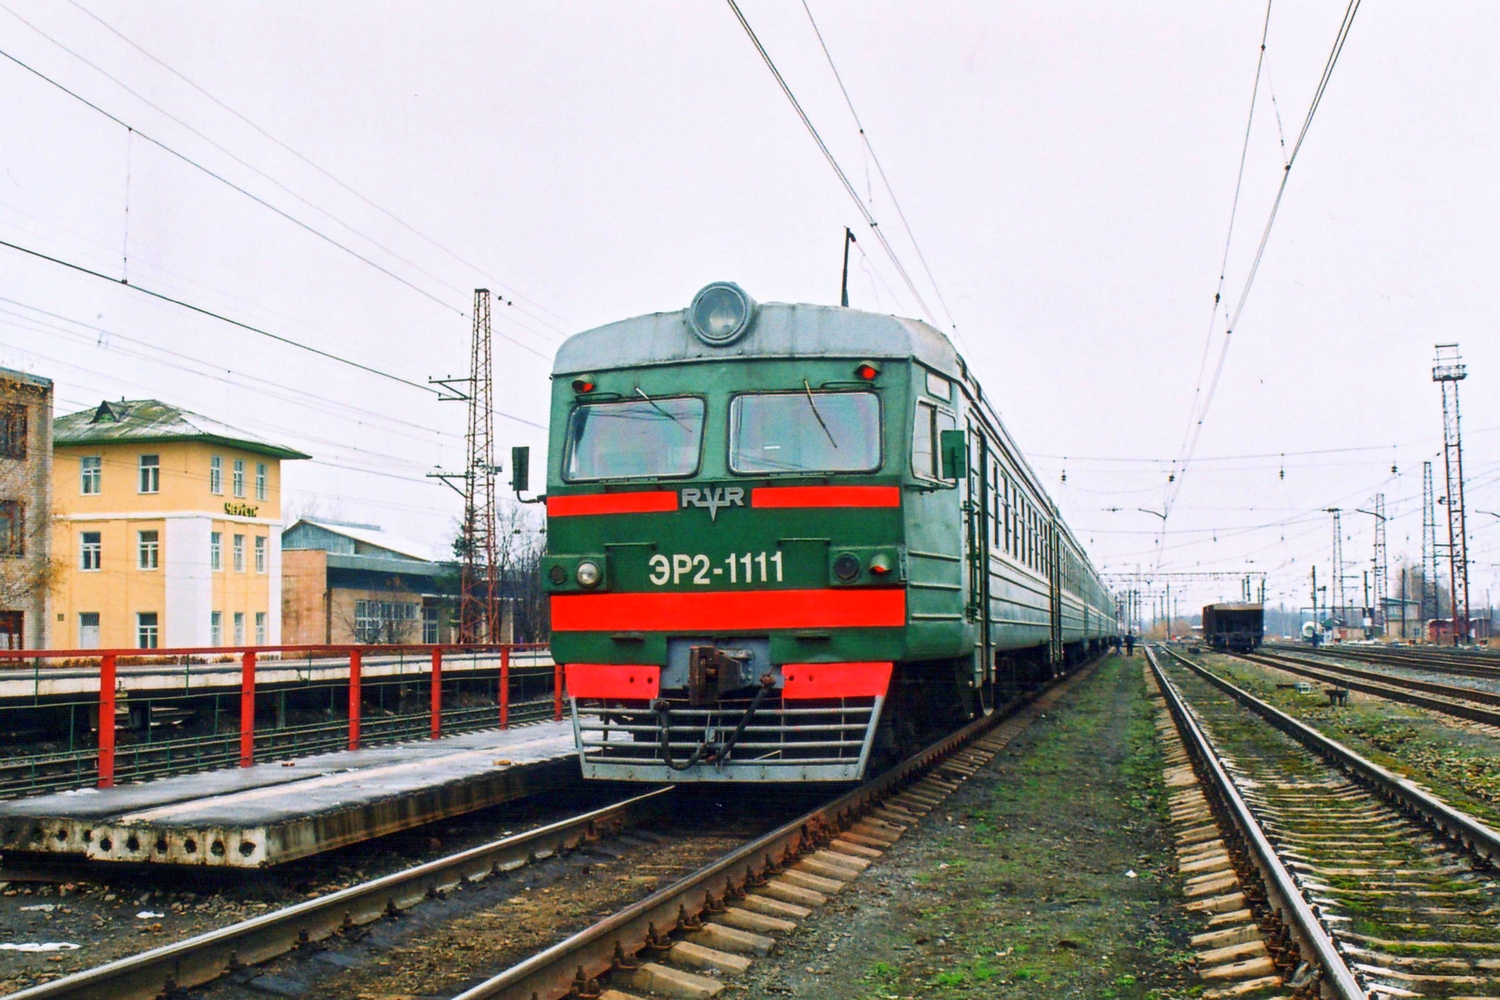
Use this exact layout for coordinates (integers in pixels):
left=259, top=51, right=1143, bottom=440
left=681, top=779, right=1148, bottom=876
left=635, top=387, right=690, bottom=431
left=803, top=379, right=839, bottom=449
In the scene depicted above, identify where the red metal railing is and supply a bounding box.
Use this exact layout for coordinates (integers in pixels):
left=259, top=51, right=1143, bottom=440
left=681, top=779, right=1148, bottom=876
left=0, top=643, right=552, bottom=789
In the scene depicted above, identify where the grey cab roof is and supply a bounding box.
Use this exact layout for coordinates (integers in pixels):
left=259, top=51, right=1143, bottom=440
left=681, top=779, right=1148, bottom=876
left=552, top=300, right=962, bottom=379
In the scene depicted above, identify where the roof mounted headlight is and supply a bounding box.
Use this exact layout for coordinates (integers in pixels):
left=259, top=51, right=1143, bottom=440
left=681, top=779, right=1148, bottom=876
left=688, top=282, right=756, bottom=346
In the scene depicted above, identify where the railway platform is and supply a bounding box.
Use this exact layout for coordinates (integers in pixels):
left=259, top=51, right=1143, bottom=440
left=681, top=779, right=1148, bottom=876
left=0, top=720, right=579, bottom=868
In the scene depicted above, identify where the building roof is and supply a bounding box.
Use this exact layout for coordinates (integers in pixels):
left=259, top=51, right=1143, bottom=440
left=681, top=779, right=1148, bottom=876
left=283, top=518, right=446, bottom=564
left=0, top=366, right=53, bottom=390
left=553, top=300, right=962, bottom=379
left=52, top=399, right=310, bottom=459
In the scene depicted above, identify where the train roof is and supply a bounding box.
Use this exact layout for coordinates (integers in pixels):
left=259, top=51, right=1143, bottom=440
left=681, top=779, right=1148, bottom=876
left=552, top=300, right=962, bottom=378
left=1203, top=603, right=1264, bottom=613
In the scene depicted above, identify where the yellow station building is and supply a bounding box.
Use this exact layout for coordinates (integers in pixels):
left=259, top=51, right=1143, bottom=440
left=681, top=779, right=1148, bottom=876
left=51, top=400, right=309, bottom=650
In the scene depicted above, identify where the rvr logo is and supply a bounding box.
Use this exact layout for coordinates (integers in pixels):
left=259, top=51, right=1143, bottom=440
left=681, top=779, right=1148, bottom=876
left=680, top=487, right=745, bottom=521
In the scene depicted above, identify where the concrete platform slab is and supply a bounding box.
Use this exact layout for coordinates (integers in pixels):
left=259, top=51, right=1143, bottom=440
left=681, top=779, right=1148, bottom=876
left=0, top=722, right=578, bottom=867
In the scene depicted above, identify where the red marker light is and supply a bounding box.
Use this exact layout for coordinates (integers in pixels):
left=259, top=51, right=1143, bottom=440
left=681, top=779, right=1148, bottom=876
left=855, top=362, right=879, bottom=380
left=572, top=378, right=596, bottom=393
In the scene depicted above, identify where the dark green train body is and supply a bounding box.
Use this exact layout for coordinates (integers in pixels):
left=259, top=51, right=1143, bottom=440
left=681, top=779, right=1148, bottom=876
left=540, top=283, right=1112, bottom=782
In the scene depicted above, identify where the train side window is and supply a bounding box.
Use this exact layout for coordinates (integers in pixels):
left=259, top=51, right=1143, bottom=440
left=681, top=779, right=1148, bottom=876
left=925, top=370, right=951, bottom=401
left=911, top=403, right=955, bottom=480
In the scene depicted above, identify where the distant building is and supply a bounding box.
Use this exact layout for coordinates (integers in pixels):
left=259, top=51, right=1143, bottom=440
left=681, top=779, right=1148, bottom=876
left=1428, top=617, right=1493, bottom=645
left=51, top=399, right=309, bottom=650
left=0, top=368, right=53, bottom=649
left=281, top=519, right=457, bottom=645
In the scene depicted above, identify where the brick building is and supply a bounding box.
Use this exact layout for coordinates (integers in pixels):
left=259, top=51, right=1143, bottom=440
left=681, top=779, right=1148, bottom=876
left=281, top=519, right=457, bottom=645
left=0, top=368, right=53, bottom=648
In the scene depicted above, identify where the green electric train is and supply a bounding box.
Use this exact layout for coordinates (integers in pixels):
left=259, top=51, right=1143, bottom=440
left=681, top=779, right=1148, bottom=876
left=518, top=282, right=1113, bottom=782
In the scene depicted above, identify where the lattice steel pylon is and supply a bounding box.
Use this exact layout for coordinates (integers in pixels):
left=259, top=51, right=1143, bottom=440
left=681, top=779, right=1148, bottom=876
left=1326, top=508, right=1345, bottom=628
left=1434, top=343, right=1471, bottom=644
left=1371, top=493, right=1387, bottom=633
left=1422, top=460, right=1439, bottom=624
left=461, top=290, right=500, bottom=642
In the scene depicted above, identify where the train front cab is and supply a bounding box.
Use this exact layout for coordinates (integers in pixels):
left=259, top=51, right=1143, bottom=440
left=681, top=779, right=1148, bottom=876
left=545, top=323, right=930, bottom=782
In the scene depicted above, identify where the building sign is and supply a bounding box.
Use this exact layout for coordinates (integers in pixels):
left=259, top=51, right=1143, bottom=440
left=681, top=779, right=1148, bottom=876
left=224, top=502, right=260, bottom=517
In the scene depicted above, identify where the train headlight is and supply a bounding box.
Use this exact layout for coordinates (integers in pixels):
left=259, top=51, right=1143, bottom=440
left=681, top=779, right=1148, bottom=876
left=576, top=560, right=602, bottom=588
left=549, top=564, right=567, bottom=586
left=689, top=282, right=756, bottom=346
left=832, top=552, right=861, bottom=582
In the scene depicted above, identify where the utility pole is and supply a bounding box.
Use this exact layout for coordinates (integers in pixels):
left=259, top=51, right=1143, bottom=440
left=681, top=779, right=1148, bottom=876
left=1422, top=460, right=1439, bottom=629
left=1434, top=344, right=1471, bottom=645
left=1310, top=564, right=1318, bottom=644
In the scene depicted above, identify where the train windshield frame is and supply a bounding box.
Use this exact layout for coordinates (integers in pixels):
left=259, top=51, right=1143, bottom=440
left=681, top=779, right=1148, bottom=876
left=728, top=390, right=882, bottom=475
left=563, top=396, right=705, bottom=481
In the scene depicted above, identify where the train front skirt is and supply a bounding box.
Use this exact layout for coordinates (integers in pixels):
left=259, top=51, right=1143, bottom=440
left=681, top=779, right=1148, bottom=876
left=570, top=694, right=885, bottom=782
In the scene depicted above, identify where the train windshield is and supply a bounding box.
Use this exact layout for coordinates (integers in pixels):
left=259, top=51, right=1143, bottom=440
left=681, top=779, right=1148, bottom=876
left=564, top=396, right=705, bottom=480
left=730, top=391, right=881, bottom=474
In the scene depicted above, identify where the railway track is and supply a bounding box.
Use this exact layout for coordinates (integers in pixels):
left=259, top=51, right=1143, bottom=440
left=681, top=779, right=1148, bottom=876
left=1152, top=644, right=1500, bottom=999
left=7, top=662, right=1097, bottom=1000
left=1290, top=643, right=1500, bottom=682
left=1222, top=648, right=1500, bottom=731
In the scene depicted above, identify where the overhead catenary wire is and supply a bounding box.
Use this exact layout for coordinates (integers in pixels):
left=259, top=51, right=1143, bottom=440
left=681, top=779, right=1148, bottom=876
left=1167, top=0, right=1362, bottom=514
left=64, top=0, right=576, bottom=341
left=799, top=0, right=961, bottom=340
left=724, top=0, right=940, bottom=330
left=1, top=236, right=547, bottom=429
left=0, top=296, right=458, bottom=443
left=0, top=44, right=483, bottom=326
left=1170, top=0, right=1274, bottom=493
left=0, top=235, right=435, bottom=394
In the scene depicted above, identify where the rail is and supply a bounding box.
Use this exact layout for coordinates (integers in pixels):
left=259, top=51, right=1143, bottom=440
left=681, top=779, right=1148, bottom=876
left=1159, top=644, right=1500, bottom=865
left=1233, top=648, right=1500, bottom=728
left=0, top=788, right=673, bottom=1000
left=1147, top=646, right=1362, bottom=998
left=450, top=664, right=1089, bottom=1000
left=0, top=642, right=554, bottom=794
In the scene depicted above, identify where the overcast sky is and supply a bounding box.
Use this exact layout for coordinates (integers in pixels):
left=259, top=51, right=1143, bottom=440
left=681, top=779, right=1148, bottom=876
left=2, top=2, right=1496, bottom=620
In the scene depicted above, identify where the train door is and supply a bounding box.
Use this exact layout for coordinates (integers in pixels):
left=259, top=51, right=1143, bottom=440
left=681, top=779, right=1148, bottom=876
left=964, top=417, right=994, bottom=710
left=1046, top=517, right=1063, bottom=669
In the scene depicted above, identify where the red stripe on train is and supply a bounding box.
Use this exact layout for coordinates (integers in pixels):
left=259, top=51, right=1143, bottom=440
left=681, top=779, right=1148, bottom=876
left=551, top=588, right=906, bottom=632
left=751, top=485, right=901, bottom=509
left=565, top=664, right=661, bottom=700
left=782, top=661, right=893, bottom=699
left=547, top=491, right=678, bottom=516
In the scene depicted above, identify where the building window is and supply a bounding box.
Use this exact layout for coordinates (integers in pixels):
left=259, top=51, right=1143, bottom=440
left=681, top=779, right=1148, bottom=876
left=210, top=455, right=223, bottom=495
left=254, top=536, right=266, bottom=573
left=0, top=404, right=26, bottom=459
left=139, top=454, right=160, bottom=493
left=422, top=605, right=438, bottom=644
left=138, top=529, right=159, bottom=570
left=0, top=501, right=22, bottom=557
left=233, top=534, right=245, bottom=572
left=80, top=456, right=102, bottom=494
left=232, top=459, right=245, bottom=498
left=255, top=463, right=267, bottom=501
left=210, top=611, right=222, bottom=646
left=137, top=612, right=159, bottom=650
left=254, top=611, right=266, bottom=645
left=79, top=612, right=100, bottom=649
left=354, top=600, right=418, bottom=643
left=233, top=611, right=245, bottom=646
left=210, top=532, right=222, bottom=571
left=81, top=531, right=102, bottom=570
